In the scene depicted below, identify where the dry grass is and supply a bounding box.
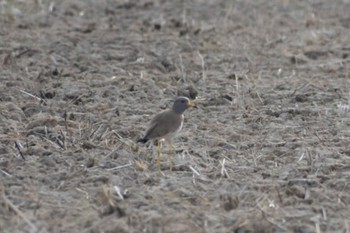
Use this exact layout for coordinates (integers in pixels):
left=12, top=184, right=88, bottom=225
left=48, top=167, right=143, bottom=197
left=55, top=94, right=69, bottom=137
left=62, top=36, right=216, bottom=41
left=1, top=0, right=350, bottom=232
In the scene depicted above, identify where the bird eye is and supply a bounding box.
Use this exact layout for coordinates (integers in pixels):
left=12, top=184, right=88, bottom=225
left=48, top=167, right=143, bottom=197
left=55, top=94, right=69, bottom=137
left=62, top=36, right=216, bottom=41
left=181, top=100, right=185, bottom=103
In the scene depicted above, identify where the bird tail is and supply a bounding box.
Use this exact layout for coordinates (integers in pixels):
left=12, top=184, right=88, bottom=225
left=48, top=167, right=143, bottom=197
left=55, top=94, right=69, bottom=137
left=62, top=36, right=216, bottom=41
left=137, top=138, right=148, bottom=143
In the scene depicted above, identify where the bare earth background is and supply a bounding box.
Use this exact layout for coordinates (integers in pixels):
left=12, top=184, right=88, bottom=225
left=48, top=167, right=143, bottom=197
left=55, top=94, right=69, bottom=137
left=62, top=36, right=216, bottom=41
left=1, top=0, right=350, bottom=232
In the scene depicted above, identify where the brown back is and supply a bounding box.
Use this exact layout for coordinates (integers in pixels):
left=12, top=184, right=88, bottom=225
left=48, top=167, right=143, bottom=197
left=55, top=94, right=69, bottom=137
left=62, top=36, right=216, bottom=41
left=143, top=109, right=183, bottom=140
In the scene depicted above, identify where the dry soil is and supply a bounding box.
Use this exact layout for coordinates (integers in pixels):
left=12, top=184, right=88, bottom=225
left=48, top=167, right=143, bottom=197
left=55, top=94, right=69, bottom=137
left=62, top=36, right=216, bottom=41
left=1, top=0, right=350, bottom=233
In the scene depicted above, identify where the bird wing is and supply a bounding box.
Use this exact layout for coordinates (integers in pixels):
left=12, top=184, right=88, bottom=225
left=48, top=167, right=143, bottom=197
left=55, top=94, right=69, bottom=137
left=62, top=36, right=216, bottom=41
left=143, top=110, right=183, bottom=140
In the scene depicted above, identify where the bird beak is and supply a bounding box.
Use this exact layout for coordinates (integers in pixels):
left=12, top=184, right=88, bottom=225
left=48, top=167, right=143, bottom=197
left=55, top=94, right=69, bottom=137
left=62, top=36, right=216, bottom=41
left=187, top=102, right=195, bottom=108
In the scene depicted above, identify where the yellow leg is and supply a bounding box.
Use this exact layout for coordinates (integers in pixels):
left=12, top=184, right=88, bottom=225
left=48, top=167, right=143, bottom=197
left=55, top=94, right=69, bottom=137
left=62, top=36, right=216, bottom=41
left=157, top=139, right=162, bottom=170
left=168, top=140, right=173, bottom=170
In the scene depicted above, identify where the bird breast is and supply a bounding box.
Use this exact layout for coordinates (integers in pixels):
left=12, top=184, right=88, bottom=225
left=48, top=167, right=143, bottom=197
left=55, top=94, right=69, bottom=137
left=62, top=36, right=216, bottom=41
left=164, top=116, right=183, bottom=139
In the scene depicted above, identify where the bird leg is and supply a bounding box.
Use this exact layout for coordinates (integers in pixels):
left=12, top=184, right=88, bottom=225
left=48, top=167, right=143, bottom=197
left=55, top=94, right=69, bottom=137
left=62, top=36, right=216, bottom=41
left=157, top=139, right=162, bottom=170
left=168, top=139, right=174, bottom=170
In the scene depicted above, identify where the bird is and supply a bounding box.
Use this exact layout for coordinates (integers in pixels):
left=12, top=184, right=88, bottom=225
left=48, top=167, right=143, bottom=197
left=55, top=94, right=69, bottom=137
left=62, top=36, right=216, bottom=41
left=137, top=96, right=194, bottom=170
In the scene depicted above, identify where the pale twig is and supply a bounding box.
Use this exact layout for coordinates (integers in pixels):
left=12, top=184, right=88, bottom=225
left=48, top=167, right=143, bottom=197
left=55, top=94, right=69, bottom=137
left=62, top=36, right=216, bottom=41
left=179, top=54, right=187, bottom=83
left=297, top=151, right=305, bottom=162
left=251, top=126, right=270, bottom=166
left=235, top=72, right=240, bottom=92
left=255, top=90, right=264, bottom=104
left=181, top=2, right=187, bottom=25
left=189, top=165, right=200, bottom=185
left=0, top=169, right=12, bottom=177
left=220, top=158, right=230, bottom=178
left=49, top=2, right=55, bottom=12
left=100, top=127, right=110, bottom=142
left=2, top=193, right=38, bottom=232
left=69, top=93, right=85, bottom=105
left=18, top=89, right=46, bottom=103
left=63, top=110, right=69, bottom=141
left=112, top=130, right=131, bottom=147
left=189, top=165, right=200, bottom=176
left=99, top=144, right=123, bottom=164
left=40, top=136, right=62, bottom=150
left=59, top=129, right=66, bottom=149
left=75, top=188, right=90, bottom=200
left=223, top=2, right=234, bottom=26
left=112, top=130, right=138, bottom=153
left=113, top=185, right=124, bottom=200
left=112, top=130, right=123, bottom=140
left=105, top=162, right=132, bottom=171
left=321, top=206, right=327, bottom=220
left=314, top=130, right=326, bottom=146
left=140, top=71, right=144, bottom=79
left=344, top=220, right=349, bottom=233
left=197, top=51, right=206, bottom=81
left=89, top=123, right=103, bottom=140
left=314, top=219, right=321, bottom=233
left=14, top=141, right=25, bottom=160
